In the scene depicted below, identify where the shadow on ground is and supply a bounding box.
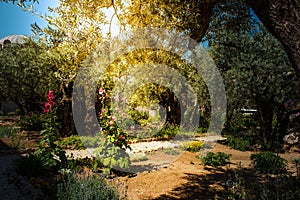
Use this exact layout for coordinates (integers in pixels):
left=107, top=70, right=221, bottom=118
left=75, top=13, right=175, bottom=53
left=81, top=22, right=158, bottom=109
left=152, top=166, right=299, bottom=200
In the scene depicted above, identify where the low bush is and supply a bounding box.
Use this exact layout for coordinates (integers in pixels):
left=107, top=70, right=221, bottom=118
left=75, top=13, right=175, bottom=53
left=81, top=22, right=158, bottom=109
left=14, top=154, right=47, bottom=177
left=0, top=126, right=17, bottom=137
left=59, top=135, right=86, bottom=150
left=293, top=158, right=300, bottom=178
left=17, top=114, right=43, bottom=131
left=182, top=141, right=205, bottom=152
left=57, top=172, right=119, bottom=200
left=225, top=136, right=252, bottom=151
left=250, top=152, right=287, bottom=174
left=201, top=152, right=231, bottom=167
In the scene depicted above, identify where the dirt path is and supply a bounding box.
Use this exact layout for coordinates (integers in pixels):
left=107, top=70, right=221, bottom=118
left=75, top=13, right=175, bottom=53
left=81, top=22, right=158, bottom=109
left=122, top=143, right=299, bottom=200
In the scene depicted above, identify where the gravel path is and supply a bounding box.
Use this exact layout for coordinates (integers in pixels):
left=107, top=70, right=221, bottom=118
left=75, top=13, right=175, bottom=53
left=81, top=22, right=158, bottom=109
left=65, top=136, right=226, bottom=173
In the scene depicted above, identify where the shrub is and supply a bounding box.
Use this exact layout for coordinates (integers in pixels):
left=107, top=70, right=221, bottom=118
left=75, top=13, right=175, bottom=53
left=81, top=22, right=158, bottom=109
left=17, top=114, right=43, bottom=131
left=57, top=172, right=119, bottom=200
left=59, top=135, right=86, bottom=150
left=226, top=136, right=252, bottom=151
left=80, top=136, right=100, bottom=148
left=14, top=154, right=47, bottom=177
left=250, top=152, right=287, bottom=174
left=293, top=158, right=300, bottom=178
left=201, top=152, right=231, bottom=167
left=0, top=126, right=17, bottom=137
left=181, top=141, right=205, bottom=152
left=156, top=123, right=179, bottom=138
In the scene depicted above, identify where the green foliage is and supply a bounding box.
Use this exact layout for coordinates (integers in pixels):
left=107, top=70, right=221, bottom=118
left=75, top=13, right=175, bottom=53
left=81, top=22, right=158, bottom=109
left=207, top=1, right=297, bottom=142
left=163, top=147, right=180, bottom=155
left=94, top=135, right=130, bottom=174
left=65, top=157, right=104, bottom=173
left=57, top=172, right=119, bottom=200
left=197, top=127, right=208, bottom=134
left=17, top=114, right=43, bottom=131
left=58, top=135, right=86, bottom=150
left=130, top=109, right=151, bottom=127
left=226, top=114, right=258, bottom=135
left=250, top=152, right=287, bottom=174
left=0, top=41, right=57, bottom=114
left=181, top=141, right=205, bottom=152
left=14, top=154, right=47, bottom=177
left=129, top=153, right=148, bottom=162
left=34, top=108, right=67, bottom=170
left=201, top=152, right=232, bottom=167
left=293, top=158, right=300, bottom=178
left=156, top=123, right=179, bottom=139
left=225, top=135, right=253, bottom=151
left=79, top=136, right=100, bottom=148
left=0, top=126, right=17, bottom=137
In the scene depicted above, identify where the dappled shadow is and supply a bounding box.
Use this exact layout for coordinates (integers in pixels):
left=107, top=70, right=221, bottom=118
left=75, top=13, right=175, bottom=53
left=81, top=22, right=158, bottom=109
left=153, top=171, right=228, bottom=200
left=0, top=139, right=19, bottom=155
left=153, top=166, right=300, bottom=200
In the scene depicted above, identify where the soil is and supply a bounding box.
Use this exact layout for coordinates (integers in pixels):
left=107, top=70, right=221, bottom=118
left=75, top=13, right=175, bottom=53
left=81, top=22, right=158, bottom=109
left=121, top=143, right=299, bottom=200
left=0, top=116, right=299, bottom=200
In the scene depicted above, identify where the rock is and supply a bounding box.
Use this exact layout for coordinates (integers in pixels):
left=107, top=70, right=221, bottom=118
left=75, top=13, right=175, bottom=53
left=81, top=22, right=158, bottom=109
left=283, top=132, right=300, bottom=145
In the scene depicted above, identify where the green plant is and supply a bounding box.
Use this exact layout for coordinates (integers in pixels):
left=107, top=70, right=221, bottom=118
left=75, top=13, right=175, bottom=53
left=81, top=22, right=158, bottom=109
left=293, top=158, right=300, bottom=178
left=250, top=152, right=287, bottom=174
left=226, top=172, right=246, bottom=200
left=94, top=135, right=130, bottom=174
left=201, top=152, right=232, bottom=167
left=33, top=90, right=67, bottom=170
left=17, top=114, right=43, bottom=131
left=80, top=136, right=100, bottom=148
left=181, top=141, right=205, bottom=152
left=0, top=126, right=17, bottom=137
left=130, top=109, right=151, bottom=126
left=155, top=123, right=179, bottom=139
left=14, top=154, right=47, bottom=177
left=226, top=136, right=252, bottom=151
left=57, top=172, right=119, bottom=200
left=197, top=127, right=207, bottom=134
left=163, top=147, right=180, bottom=155
left=59, top=135, right=86, bottom=150
left=129, top=153, right=148, bottom=162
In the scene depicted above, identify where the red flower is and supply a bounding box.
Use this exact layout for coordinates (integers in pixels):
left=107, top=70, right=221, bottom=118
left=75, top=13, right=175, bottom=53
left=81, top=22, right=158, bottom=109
left=103, top=130, right=108, bottom=135
left=119, top=134, right=123, bottom=140
left=44, top=101, right=55, bottom=113
left=47, top=90, right=55, bottom=101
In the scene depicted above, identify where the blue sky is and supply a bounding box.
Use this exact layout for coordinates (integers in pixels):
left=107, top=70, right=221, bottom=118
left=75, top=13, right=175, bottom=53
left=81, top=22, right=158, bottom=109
left=0, top=1, right=59, bottom=39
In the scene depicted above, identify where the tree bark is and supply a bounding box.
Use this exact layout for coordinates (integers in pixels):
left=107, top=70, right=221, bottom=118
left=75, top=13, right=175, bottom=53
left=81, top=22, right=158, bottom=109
left=247, top=0, right=300, bottom=91
left=257, top=102, right=274, bottom=143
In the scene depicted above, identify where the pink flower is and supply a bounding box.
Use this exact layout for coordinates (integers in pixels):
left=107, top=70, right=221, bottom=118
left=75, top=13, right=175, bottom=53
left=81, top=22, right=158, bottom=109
left=112, top=116, right=117, bottom=121
left=47, top=90, right=55, bottom=101
left=130, top=125, right=135, bottom=131
left=108, top=120, right=114, bottom=126
left=99, top=88, right=105, bottom=95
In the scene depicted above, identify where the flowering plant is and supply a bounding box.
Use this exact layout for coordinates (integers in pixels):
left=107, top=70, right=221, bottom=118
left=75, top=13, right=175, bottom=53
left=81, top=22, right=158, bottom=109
left=44, top=90, right=56, bottom=113
left=34, top=90, right=67, bottom=169
left=97, top=87, right=130, bottom=150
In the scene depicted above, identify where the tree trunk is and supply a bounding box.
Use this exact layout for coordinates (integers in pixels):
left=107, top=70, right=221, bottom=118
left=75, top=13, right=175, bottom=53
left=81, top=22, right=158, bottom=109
left=257, top=102, right=274, bottom=143
left=247, top=0, right=300, bottom=94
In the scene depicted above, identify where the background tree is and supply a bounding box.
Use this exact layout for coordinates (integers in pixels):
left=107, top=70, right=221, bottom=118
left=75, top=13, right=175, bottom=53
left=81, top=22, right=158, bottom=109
left=206, top=1, right=298, bottom=142
left=0, top=40, right=57, bottom=114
